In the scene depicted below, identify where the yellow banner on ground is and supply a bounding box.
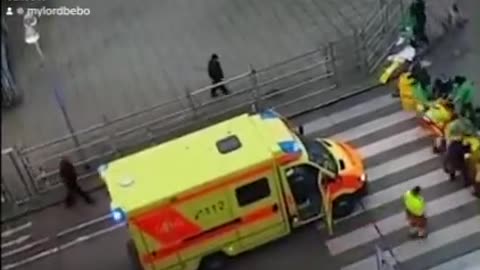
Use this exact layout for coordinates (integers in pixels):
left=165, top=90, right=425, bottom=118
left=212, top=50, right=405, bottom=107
left=398, top=72, right=417, bottom=112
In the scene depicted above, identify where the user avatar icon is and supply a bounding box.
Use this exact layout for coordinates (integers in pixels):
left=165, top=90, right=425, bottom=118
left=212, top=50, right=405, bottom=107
left=6, top=7, right=13, bottom=16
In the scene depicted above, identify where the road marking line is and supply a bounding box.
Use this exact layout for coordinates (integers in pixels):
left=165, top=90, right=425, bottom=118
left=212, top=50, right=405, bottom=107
left=1, top=235, right=31, bottom=249
left=358, top=126, right=427, bottom=159
left=1, top=222, right=32, bottom=238
left=366, top=147, right=436, bottom=182
left=2, top=223, right=125, bottom=270
left=316, top=150, right=440, bottom=230
left=57, top=213, right=111, bottom=237
left=332, top=110, right=415, bottom=142
left=393, top=216, right=480, bottom=262
left=428, top=249, right=480, bottom=270
left=327, top=188, right=476, bottom=256
left=362, top=169, right=446, bottom=211
left=304, top=94, right=397, bottom=134
left=1, top=237, right=49, bottom=259
left=341, top=216, right=480, bottom=270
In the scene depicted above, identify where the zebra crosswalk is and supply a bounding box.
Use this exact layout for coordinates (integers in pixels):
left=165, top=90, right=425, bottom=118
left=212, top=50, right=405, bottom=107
left=302, top=92, right=480, bottom=270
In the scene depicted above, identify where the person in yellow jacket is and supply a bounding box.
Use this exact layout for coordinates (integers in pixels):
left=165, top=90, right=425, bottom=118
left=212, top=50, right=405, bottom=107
left=403, top=186, right=428, bottom=238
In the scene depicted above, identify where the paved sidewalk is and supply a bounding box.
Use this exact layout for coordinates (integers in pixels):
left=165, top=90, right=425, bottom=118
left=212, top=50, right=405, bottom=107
left=2, top=0, right=378, bottom=147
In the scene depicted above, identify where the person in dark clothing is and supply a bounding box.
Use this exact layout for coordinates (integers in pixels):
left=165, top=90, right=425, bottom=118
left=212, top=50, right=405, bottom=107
left=444, top=139, right=472, bottom=186
left=410, top=0, right=429, bottom=45
left=411, top=62, right=431, bottom=90
left=59, top=157, right=94, bottom=207
left=207, top=54, right=230, bottom=97
left=432, top=77, right=453, bottom=99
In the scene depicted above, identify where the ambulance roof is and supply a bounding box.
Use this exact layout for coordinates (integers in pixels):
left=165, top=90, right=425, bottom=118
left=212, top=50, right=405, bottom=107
left=101, top=113, right=294, bottom=214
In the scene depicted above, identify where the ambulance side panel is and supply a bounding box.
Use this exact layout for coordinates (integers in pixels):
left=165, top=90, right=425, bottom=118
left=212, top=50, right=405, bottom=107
left=129, top=165, right=291, bottom=270
left=173, top=165, right=290, bottom=266
left=173, top=187, right=242, bottom=265
left=128, top=222, right=183, bottom=270
left=229, top=168, right=290, bottom=250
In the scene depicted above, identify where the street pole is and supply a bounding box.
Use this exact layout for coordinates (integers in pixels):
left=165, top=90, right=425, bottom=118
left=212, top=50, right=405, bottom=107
left=23, top=13, right=88, bottom=168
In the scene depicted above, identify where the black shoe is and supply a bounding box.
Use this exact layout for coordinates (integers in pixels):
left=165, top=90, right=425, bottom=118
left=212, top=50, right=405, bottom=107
left=392, top=92, right=400, bottom=98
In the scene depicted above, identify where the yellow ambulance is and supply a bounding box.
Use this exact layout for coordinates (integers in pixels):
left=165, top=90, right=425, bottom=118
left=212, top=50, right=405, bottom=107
left=98, top=110, right=367, bottom=270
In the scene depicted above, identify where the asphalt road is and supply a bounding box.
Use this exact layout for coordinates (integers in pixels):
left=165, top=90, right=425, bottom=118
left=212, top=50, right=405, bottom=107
left=3, top=84, right=480, bottom=270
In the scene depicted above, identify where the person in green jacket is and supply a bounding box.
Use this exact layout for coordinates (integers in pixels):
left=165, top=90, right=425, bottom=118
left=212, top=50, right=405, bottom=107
left=412, top=79, right=433, bottom=110
left=450, top=76, right=475, bottom=116
left=445, top=116, right=476, bottom=140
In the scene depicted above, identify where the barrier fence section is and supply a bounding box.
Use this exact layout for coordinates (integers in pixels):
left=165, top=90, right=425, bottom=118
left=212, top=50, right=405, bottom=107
left=1, top=0, right=405, bottom=216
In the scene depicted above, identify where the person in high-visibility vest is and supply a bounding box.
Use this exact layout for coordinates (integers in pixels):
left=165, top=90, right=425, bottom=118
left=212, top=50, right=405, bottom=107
left=403, top=186, right=428, bottom=238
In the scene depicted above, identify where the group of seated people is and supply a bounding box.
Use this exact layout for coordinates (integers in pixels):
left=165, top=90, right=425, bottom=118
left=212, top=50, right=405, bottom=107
left=408, top=63, right=479, bottom=131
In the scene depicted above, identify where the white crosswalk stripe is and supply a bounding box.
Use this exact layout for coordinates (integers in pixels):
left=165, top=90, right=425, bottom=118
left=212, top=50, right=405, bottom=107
left=304, top=94, right=480, bottom=269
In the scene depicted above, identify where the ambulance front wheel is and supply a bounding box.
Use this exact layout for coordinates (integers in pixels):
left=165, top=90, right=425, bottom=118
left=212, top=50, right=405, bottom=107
left=199, top=252, right=228, bottom=270
left=332, top=194, right=355, bottom=219
left=127, top=239, right=143, bottom=270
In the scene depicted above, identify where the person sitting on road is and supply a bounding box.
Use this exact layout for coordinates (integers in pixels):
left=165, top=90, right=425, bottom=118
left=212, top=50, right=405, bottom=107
left=432, top=77, right=453, bottom=99
left=411, top=77, right=433, bottom=111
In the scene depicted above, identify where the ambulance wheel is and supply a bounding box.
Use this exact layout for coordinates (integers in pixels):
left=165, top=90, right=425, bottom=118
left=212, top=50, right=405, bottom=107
left=199, top=253, right=228, bottom=270
left=332, top=194, right=355, bottom=219
left=127, top=239, right=142, bottom=270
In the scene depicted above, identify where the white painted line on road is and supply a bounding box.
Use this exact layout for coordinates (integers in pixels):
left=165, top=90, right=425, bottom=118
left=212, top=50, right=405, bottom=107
left=341, top=215, right=480, bottom=270
left=333, top=110, right=415, bottom=142
left=393, top=215, right=480, bottom=262
left=358, top=127, right=426, bottom=159
left=362, top=169, right=446, bottom=211
left=304, top=95, right=397, bottom=135
left=1, top=235, right=31, bottom=249
left=428, top=249, right=480, bottom=270
left=1, top=222, right=32, bottom=238
left=2, top=223, right=125, bottom=270
left=341, top=250, right=396, bottom=270
left=1, top=237, right=49, bottom=259
left=57, top=213, right=111, bottom=237
left=366, top=147, right=436, bottom=182
left=327, top=188, right=476, bottom=256
left=317, top=149, right=439, bottom=230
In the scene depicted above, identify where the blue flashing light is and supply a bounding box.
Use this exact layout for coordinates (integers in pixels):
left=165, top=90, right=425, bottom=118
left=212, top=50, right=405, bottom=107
left=260, top=109, right=279, bottom=119
left=278, top=140, right=301, bottom=154
left=110, top=203, right=125, bottom=222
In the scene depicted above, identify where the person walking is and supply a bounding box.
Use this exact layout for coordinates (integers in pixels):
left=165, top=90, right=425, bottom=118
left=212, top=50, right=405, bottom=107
left=444, top=138, right=472, bottom=187
left=207, top=54, right=230, bottom=98
left=59, top=157, right=94, bottom=207
left=411, top=0, right=429, bottom=45
left=403, top=186, right=428, bottom=238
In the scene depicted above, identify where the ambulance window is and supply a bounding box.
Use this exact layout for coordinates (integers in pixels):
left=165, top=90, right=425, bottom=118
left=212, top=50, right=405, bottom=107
left=216, top=135, right=242, bottom=154
left=235, top=178, right=271, bottom=207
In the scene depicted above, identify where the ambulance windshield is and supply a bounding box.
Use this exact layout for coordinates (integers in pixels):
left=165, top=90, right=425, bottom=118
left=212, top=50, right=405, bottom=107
left=298, top=136, right=338, bottom=174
